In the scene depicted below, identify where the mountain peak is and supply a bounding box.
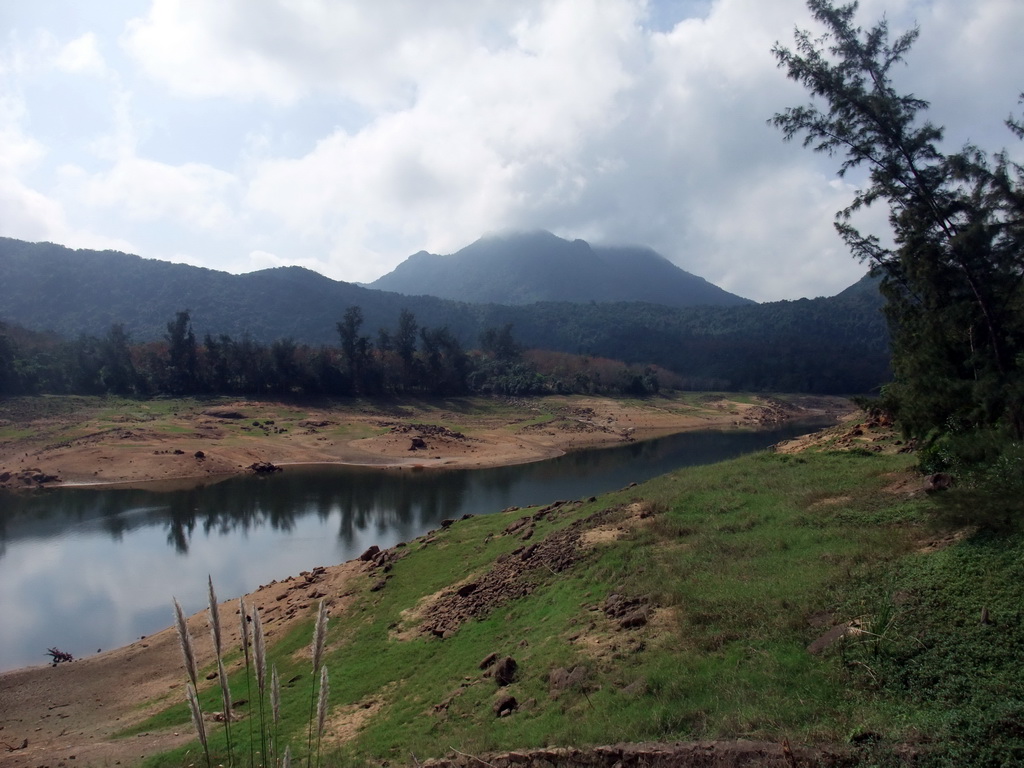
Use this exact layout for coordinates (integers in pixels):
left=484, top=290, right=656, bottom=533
left=370, top=232, right=751, bottom=308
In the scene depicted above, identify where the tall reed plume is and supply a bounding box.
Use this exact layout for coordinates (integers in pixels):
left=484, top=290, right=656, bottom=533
left=271, top=663, right=282, bottom=763
left=253, top=603, right=269, bottom=765
left=239, top=596, right=256, bottom=768
left=174, top=598, right=210, bottom=768
left=315, top=666, right=329, bottom=768
left=186, top=682, right=211, bottom=768
left=307, top=600, right=328, bottom=766
left=207, top=576, right=233, bottom=765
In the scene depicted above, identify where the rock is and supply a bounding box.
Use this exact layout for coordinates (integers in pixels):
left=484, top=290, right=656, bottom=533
left=618, top=609, right=650, bottom=630
left=504, top=516, right=532, bottom=535
left=203, top=409, right=246, bottom=419
left=457, top=583, right=479, bottom=597
left=409, top=437, right=427, bottom=450
left=194, top=450, right=205, bottom=459
left=359, top=545, right=381, bottom=561
left=249, top=461, right=282, bottom=474
left=494, top=656, right=518, bottom=686
left=369, top=579, right=387, bottom=593
left=519, top=544, right=538, bottom=561
left=479, top=652, right=499, bottom=670
left=620, top=678, right=647, bottom=696
left=807, top=623, right=857, bottom=655
left=924, top=472, right=953, bottom=492
left=549, top=666, right=589, bottom=693
left=493, top=695, right=517, bottom=717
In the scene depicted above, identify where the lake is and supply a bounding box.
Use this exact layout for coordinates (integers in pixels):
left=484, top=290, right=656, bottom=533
left=0, top=421, right=829, bottom=671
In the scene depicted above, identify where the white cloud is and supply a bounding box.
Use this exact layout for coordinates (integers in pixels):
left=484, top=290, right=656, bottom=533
left=1, top=0, right=1021, bottom=302
left=61, top=157, right=238, bottom=230
left=53, top=32, right=107, bottom=75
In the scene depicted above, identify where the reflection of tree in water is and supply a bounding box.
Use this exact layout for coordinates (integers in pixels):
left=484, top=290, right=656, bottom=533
left=162, top=480, right=299, bottom=553
left=154, top=467, right=473, bottom=552
left=1, top=422, right=834, bottom=556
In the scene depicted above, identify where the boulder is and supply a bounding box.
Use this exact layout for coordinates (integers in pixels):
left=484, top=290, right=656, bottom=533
left=494, top=656, right=518, bottom=687
left=493, top=695, right=517, bottom=717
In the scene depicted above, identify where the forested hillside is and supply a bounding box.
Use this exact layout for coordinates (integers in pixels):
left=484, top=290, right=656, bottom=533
left=0, top=238, right=889, bottom=395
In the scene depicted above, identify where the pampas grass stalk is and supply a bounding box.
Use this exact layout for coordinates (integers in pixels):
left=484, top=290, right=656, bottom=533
left=173, top=598, right=199, bottom=690
left=174, top=597, right=212, bottom=766
left=239, top=596, right=256, bottom=768
left=207, top=577, right=233, bottom=767
left=208, top=575, right=223, bottom=655
left=271, top=663, right=282, bottom=764
left=315, top=667, right=329, bottom=768
left=216, top=655, right=234, bottom=764
left=253, top=603, right=268, bottom=766
left=186, top=682, right=211, bottom=768
left=307, top=601, right=328, bottom=765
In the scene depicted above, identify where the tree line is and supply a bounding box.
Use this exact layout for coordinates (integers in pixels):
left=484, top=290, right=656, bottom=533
left=0, top=308, right=663, bottom=399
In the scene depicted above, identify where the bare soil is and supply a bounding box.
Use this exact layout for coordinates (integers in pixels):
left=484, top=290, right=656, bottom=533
left=0, top=394, right=852, bottom=490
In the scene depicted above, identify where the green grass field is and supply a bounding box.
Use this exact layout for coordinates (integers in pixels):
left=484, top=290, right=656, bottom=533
left=126, top=436, right=1024, bottom=767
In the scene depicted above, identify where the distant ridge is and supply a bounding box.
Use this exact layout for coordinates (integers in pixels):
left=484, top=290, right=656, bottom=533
left=368, top=230, right=752, bottom=308
left=0, top=237, right=889, bottom=394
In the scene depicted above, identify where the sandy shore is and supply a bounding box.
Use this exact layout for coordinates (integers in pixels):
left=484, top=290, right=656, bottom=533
left=0, top=393, right=853, bottom=767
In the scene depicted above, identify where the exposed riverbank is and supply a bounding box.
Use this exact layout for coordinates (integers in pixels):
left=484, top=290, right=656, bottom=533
left=0, top=393, right=854, bottom=489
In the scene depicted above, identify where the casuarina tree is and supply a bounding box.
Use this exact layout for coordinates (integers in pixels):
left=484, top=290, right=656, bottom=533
left=771, top=0, right=1024, bottom=445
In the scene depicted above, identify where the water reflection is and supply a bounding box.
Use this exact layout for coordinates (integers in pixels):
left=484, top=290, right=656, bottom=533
left=0, top=421, right=829, bottom=670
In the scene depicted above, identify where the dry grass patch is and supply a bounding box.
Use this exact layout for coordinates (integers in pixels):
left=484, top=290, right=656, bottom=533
left=323, top=695, right=386, bottom=746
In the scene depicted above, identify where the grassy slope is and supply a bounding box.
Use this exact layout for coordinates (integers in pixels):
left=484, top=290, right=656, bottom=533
left=141, top=444, right=1024, bottom=767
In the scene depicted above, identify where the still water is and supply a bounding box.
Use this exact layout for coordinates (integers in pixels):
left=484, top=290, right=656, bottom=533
left=0, top=422, right=828, bottom=671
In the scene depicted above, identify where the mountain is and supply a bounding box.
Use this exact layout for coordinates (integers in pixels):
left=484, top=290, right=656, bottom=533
left=0, top=237, right=889, bottom=393
left=0, top=237, right=461, bottom=345
left=368, top=230, right=752, bottom=307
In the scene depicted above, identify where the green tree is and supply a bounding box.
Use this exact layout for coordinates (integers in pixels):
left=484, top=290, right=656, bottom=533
left=165, top=310, right=199, bottom=395
left=337, top=306, right=373, bottom=393
left=480, top=323, right=523, bottom=362
left=772, top=0, right=1024, bottom=441
left=395, top=308, right=419, bottom=387
left=0, top=323, right=19, bottom=395
left=99, top=324, right=138, bottom=395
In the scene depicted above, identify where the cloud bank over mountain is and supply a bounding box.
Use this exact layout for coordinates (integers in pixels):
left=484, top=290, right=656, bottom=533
left=2, top=0, right=1022, bottom=301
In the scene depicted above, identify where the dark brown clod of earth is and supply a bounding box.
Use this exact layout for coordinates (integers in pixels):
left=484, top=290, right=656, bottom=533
left=548, top=666, right=590, bottom=696
left=924, top=472, right=953, bottom=492
left=479, top=652, right=499, bottom=670
left=603, top=594, right=652, bottom=630
left=493, top=694, right=517, bottom=717
left=494, top=656, right=518, bottom=687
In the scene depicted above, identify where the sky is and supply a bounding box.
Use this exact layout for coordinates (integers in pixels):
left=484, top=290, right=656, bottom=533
left=1, top=0, right=1022, bottom=303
